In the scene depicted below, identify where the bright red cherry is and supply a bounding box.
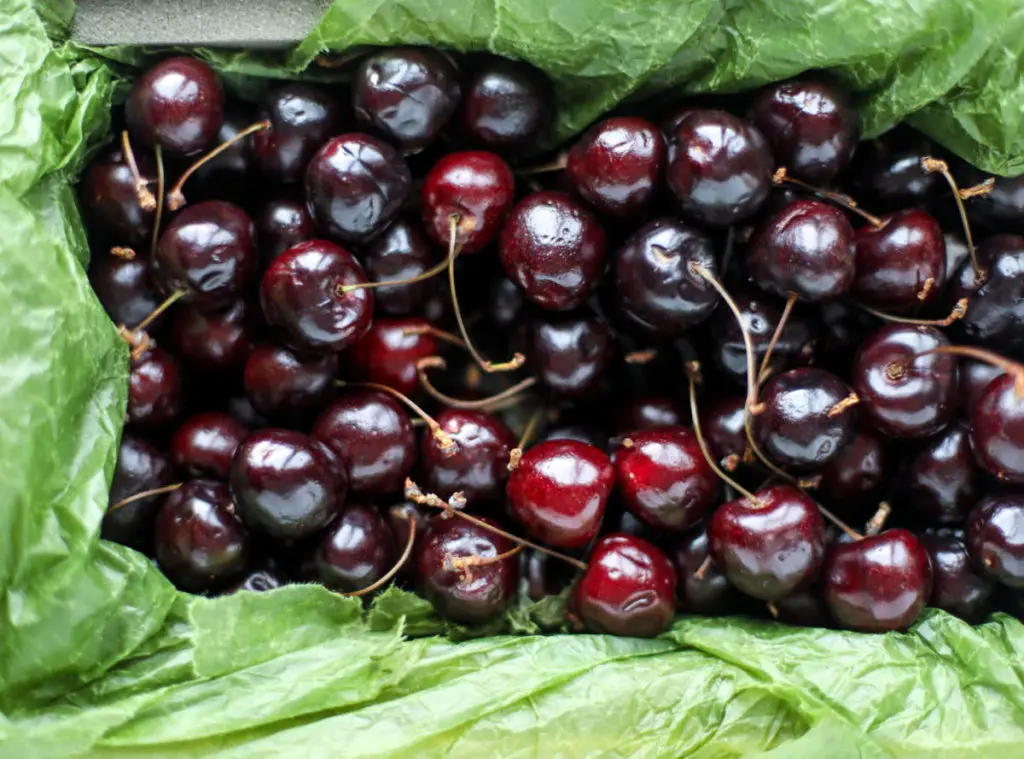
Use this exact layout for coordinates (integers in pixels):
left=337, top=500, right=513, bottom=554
left=346, top=317, right=439, bottom=397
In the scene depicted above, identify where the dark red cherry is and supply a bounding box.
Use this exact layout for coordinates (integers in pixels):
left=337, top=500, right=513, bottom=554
left=822, top=529, right=932, bottom=632
left=154, top=200, right=258, bottom=312
left=666, top=110, right=772, bottom=228
left=753, top=368, right=858, bottom=471
left=305, top=134, right=411, bottom=244
left=703, top=395, right=747, bottom=468
left=170, top=411, right=247, bottom=480
left=524, top=313, right=613, bottom=398
left=499, top=191, right=606, bottom=311
left=128, top=345, right=185, bottom=427
left=169, top=299, right=254, bottom=375
left=670, top=527, right=747, bottom=616
left=230, top=429, right=347, bottom=540
left=459, top=56, right=552, bottom=151
left=227, top=395, right=270, bottom=430
left=852, top=210, right=946, bottom=310
left=774, top=586, right=832, bottom=628
left=920, top=532, right=994, bottom=623
left=362, top=217, right=441, bottom=316
left=312, top=390, right=417, bottom=496
left=816, top=300, right=878, bottom=372
left=523, top=549, right=576, bottom=601
left=747, top=199, right=856, bottom=302
left=959, top=358, right=1006, bottom=416
left=852, top=324, right=957, bottom=439
left=346, top=317, right=439, bottom=397
left=243, top=343, right=338, bottom=421
left=421, top=151, right=514, bottom=253
left=189, top=102, right=259, bottom=202
left=848, top=131, right=941, bottom=210
left=750, top=80, right=858, bottom=184
left=252, top=83, right=342, bottom=183
left=959, top=168, right=1024, bottom=236
left=387, top=500, right=432, bottom=578
left=417, top=516, right=518, bottom=624
left=970, top=373, right=1024, bottom=483
left=615, top=395, right=687, bottom=436
left=353, top=47, right=460, bottom=150
left=614, top=218, right=720, bottom=336
left=155, top=479, right=248, bottom=592
left=507, top=439, right=615, bottom=548
left=571, top=533, right=676, bottom=637
left=541, top=424, right=608, bottom=450
left=126, top=57, right=224, bottom=155
left=818, top=424, right=888, bottom=507
left=899, top=421, right=978, bottom=524
left=566, top=117, right=665, bottom=218
left=420, top=408, right=516, bottom=506
left=88, top=255, right=163, bottom=329
left=102, top=433, right=174, bottom=553
left=484, top=274, right=525, bottom=332
left=966, top=493, right=1024, bottom=588
left=260, top=239, right=373, bottom=353
left=315, top=503, right=396, bottom=592
left=708, top=485, right=825, bottom=601
left=614, top=426, right=717, bottom=532
left=256, top=198, right=315, bottom=264
left=951, top=235, right=1024, bottom=357
left=80, top=147, right=155, bottom=246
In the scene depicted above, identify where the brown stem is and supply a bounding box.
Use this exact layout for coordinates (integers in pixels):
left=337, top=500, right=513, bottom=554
left=339, top=380, right=456, bottom=455
left=865, top=502, right=891, bottom=536
left=117, top=325, right=152, bottom=361
left=150, top=144, right=165, bottom=258
left=917, top=277, right=936, bottom=302
left=108, top=482, right=182, bottom=511
left=773, top=167, right=884, bottom=228
left=416, top=356, right=537, bottom=409
left=339, top=256, right=450, bottom=296
left=757, top=291, right=797, bottom=384
left=959, top=179, right=995, bottom=200
left=165, top=120, right=271, bottom=210
left=693, top=555, right=712, bottom=580
left=120, top=131, right=157, bottom=211
left=111, top=246, right=136, bottom=260
left=818, top=500, right=863, bottom=541
left=401, top=323, right=469, bottom=351
left=508, top=408, right=544, bottom=472
left=343, top=513, right=417, bottom=597
left=624, top=349, right=657, bottom=365
left=515, top=153, right=568, bottom=175
left=912, top=345, right=1024, bottom=398
left=826, top=392, right=860, bottom=418
left=446, top=544, right=525, bottom=579
left=134, top=289, right=186, bottom=334
left=849, top=297, right=968, bottom=327
left=921, top=157, right=984, bottom=284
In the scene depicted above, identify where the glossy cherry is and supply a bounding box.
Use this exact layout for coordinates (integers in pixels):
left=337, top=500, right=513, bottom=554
left=256, top=198, right=315, bottom=263
left=615, top=395, right=687, bottom=436
left=966, top=493, right=1024, bottom=588
left=970, top=372, right=1024, bottom=483
left=818, top=423, right=888, bottom=507
left=540, top=424, right=609, bottom=450
left=506, top=439, right=615, bottom=548
left=80, top=147, right=155, bottom=246
left=951, top=235, right=1024, bottom=358
left=346, top=317, right=439, bottom=397
left=88, top=255, right=164, bottom=329
left=170, top=411, right=247, bottom=480
left=920, top=532, right=994, bottom=623
left=188, top=103, right=260, bottom=202
left=900, top=420, right=978, bottom=524
left=102, top=433, right=174, bottom=553
left=670, top=527, right=747, bottom=616
left=523, top=549, right=576, bottom=601
left=420, top=408, right=516, bottom=506
left=243, top=343, right=338, bottom=421
left=169, top=299, right=254, bottom=375
left=459, top=56, right=552, bottom=151
left=852, top=210, right=946, bottom=311
left=421, top=151, right=515, bottom=253
left=849, top=130, right=941, bottom=210
left=959, top=358, right=1006, bottom=416
left=959, top=167, right=1024, bottom=236
left=315, top=504, right=396, bottom=592
left=702, top=395, right=747, bottom=468
left=362, top=217, right=442, bottom=316
left=525, top=313, right=613, bottom=398
left=252, top=83, right=341, bottom=183
left=128, top=345, right=185, bottom=427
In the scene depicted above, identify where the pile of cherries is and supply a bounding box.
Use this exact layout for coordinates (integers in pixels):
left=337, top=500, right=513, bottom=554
left=86, top=47, right=1024, bottom=638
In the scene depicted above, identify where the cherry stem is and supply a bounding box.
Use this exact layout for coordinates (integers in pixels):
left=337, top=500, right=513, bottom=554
left=849, top=297, right=968, bottom=328
left=401, top=323, right=468, bottom=349
left=515, top=153, right=568, bottom=175
left=773, top=167, right=884, bottom=228
left=339, top=256, right=450, bottom=295
left=117, top=325, right=151, bottom=361
left=343, top=513, right=417, bottom=598
left=447, top=544, right=525, bottom=578
left=110, top=246, right=136, bottom=260
left=508, top=407, right=545, bottom=472
left=108, top=482, right=182, bottom=512
left=624, top=349, right=657, bottom=365
left=766, top=602, right=779, bottom=619
left=693, top=555, right=712, bottom=580
left=757, top=291, right=797, bottom=385
left=416, top=356, right=537, bottom=409
left=865, top=502, right=891, bottom=536
left=150, top=144, right=165, bottom=258
left=133, top=289, right=186, bottom=334
left=826, top=392, right=860, bottom=418
left=921, top=157, right=985, bottom=284
left=912, top=345, right=1024, bottom=398
left=917, top=277, right=936, bottom=302
left=959, top=179, right=995, bottom=199
left=405, top=478, right=588, bottom=571
left=166, top=120, right=271, bottom=211
left=339, top=380, right=456, bottom=456
left=120, top=131, right=157, bottom=211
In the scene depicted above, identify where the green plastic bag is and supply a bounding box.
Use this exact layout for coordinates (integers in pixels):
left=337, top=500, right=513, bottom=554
left=3, top=1, right=1024, bottom=756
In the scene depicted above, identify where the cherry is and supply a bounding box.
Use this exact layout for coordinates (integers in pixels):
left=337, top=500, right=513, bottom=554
left=224, top=565, right=288, bottom=594
left=169, top=299, right=254, bottom=375
left=315, top=503, right=397, bottom=592
left=346, top=317, right=439, bottom=397
left=966, top=493, right=1024, bottom=588
left=420, top=408, right=516, bottom=506
left=848, top=130, right=941, bottom=210
left=154, top=200, right=258, bottom=313
left=155, top=479, right=248, bottom=592
left=747, top=198, right=856, bottom=302
left=126, top=57, right=224, bottom=155
left=102, top=433, right=174, bottom=552
left=499, top=191, right=606, bottom=311
left=822, top=528, right=932, bottom=632
left=507, top=439, right=615, bottom=548
left=260, top=239, right=373, bottom=353
left=362, top=217, right=442, bottom=316
left=816, top=300, right=878, bottom=373
left=170, top=411, right=247, bottom=480
left=920, top=532, right=994, bottom=623
left=305, top=134, right=411, bottom=244
left=128, top=345, right=185, bottom=427
left=387, top=500, right=432, bottom=579
left=416, top=516, right=519, bottom=624
left=459, top=56, right=552, bottom=151
left=774, top=587, right=832, bottom=628
left=230, top=428, right=347, bottom=540
left=252, top=83, right=342, bottom=184
left=80, top=146, right=155, bottom=246
left=188, top=103, right=260, bottom=202
left=243, top=343, right=338, bottom=421
left=312, top=390, right=417, bottom=496
left=970, top=372, right=1024, bottom=483
left=256, top=198, right=315, bottom=264
left=227, top=395, right=270, bottom=430
left=818, top=423, right=888, bottom=507
left=852, top=324, right=957, bottom=439
left=88, top=255, right=164, bottom=329
left=571, top=533, right=676, bottom=637
left=524, top=313, right=613, bottom=398
left=753, top=367, right=859, bottom=471
left=614, top=218, right=720, bottom=336
left=959, top=357, right=1006, bottom=416
left=852, top=210, right=946, bottom=311
left=353, top=47, right=461, bottom=150
left=750, top=80, right=858, bottom=184
left=484, top=275, right=526, bottom=332
left=958, top=167, right=1024, bottom=235
left=421, top=151, right=515, bottom=253
left=950, top=235, right=1024, bottom=357
left=899, top=421, right=978, bottom=524
left=665, top=110, right=772, bottom=228
left=615, top=395, right=686, bottom=436
left=670, top=527, right=747, bottom=616
left=523, top=549, right=575, bottom=601
left=540, top=424, right=608, bottom=450
left=566, top=117, right=665, bottom=218
left=702, top=395, right=747, bottom=469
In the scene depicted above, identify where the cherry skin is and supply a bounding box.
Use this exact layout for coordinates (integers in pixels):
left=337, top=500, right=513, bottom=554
left=670, top=527, right=747, bottom=616
left=420, top=408, right=516, bottom=506
left=852, top=324, right=958, bottom=439
left=849, top=130, right=941, bottom=210
left=666, top=110, right=772, bottom=228
left=852, top=210, right=946, bottom=311
left=126, top=56, right=224, bottom=155
left=80, top=146, right=155, bottom=246
left=346, top=317, right=439, bottom=398
left=959, top=358, right=1006, bottom=416
left=252, top=83, right=342, bottom=184
left=102, top=433, right=174, bottom=553
left=747, top=198, right=856, bottom=302
left=256, top=198, right=315, bottom=264
left=417, top=516, right=519, bottom=624
left=230, top=428, right=347, bottom=541
left=305, top=134, right=411, bottom=244
left=386, top=500, right=432, bottom=580
left=260, top=239, right=373, bottom=354
left=188, top=102, right=260, bottom=203
left=920, top=532, right=994, bottom=623
left=899, top=420, right=978, bottom=524
left=353, top=47, right=461, bottom=150
left=614, top=218, right=720, bottom=336
left=315, top=503, right=396, bottom=593
left=243, top=343, right=338, bottom=422
left=959, top=166, right=1024, bottom=235
left=499, top=191, right=606, bottom=311
left=774, top=586, right=832, bottom=628
left=525, top=313, right=613, bottom=399
left=523, top=549, right=576, bottom=601
left=154, top=200, right=258, bottom=313
left=541, top=424, right=608, bottom=450
left=822, top=529, right=932, bottom=633
left=169, top=299, right=254, bottom=375
left=88, top=255, right=164, bottom=329
left=750, top=79, right=858, bottom=184
left=567, top=117, right=666, bottom=218
left=312, top=390, right=417, bottom=496
left=703, top=395, right=748, bottom=468
left=421, top=151, right=515, bottom=253
left=951, top=235, right=1024, bottom=358
left=966, top=493, right=1024, bottom=588
left=155, top=479, right=248, bottom=593
left=128, top=345, right=185, bottom=427
left=571, top=533, right=676, bottom=637
left=170, top=411, right=247, bottom=480
left=970, top=373, right=1024, bottom=483
left=816, top=300, right=878, bottom=374
left=459, top=56, right=552, bottom=151
left=615, top=395, right=687, bottom=437
left=506, top=439, right=615, bottom=548
left=818, top=423, right=888, bottom=507
left=362, top=217, right=441, bottom=316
